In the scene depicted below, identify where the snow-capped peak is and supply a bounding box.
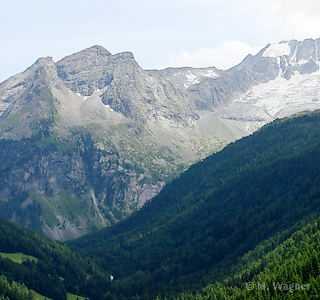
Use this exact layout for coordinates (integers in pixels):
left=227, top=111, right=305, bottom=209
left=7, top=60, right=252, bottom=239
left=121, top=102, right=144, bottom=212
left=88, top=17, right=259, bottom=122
left=262, top=42, right=291, bottom=58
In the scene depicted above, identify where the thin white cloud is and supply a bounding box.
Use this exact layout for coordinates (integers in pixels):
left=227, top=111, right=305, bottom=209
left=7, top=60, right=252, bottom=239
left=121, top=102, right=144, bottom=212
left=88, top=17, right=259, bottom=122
left=157, top=0, right=320, bottom=70
left=1, top=0, right=320, bottom=82
left=212, top=0, right=320, bottom=16
left=234, top=0, right=320, bottom=42
left=264, top=0, right=320, bottom=16
left=276, top=11, right=320, bottom=41
left=157, top=41, right=261, bottom=70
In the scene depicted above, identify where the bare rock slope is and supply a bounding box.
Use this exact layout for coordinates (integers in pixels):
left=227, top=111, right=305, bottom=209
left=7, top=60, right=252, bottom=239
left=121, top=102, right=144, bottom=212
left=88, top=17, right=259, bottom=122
left=1, top=39, right=320, bottom=240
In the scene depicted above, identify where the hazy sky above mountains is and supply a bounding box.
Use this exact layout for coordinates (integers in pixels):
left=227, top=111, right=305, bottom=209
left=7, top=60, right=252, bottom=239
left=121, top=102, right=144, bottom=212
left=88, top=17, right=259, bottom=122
left=1, top=0, right=320, bottom=83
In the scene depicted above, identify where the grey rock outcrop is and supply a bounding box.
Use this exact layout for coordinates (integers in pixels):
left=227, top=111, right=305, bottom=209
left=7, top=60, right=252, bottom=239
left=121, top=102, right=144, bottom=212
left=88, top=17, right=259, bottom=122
left=2, top=38, right=320, bottom=240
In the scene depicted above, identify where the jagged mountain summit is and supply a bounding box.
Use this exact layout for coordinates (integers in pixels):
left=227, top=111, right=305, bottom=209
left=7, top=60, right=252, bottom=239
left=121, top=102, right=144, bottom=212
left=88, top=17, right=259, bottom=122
left=156, top=38, right=320, bottom=123
left=1, top=38, right=320, bottom=240
left=219, top=38, right=320, bottom=121
left=0, top=45, right=228, bottom=240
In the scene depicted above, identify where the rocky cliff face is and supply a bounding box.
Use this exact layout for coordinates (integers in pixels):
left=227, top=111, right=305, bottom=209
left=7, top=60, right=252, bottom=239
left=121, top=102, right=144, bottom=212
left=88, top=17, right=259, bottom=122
left=0, top=46, right=228, bottom=240
left=1, top=39, right=320, bottom=240
left=56, top=46, right=197, bottom=124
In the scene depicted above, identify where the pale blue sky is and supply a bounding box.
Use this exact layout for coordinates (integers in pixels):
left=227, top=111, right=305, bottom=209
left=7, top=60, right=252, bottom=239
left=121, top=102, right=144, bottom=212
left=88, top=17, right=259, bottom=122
left=1, top=0, right=320, bottom=83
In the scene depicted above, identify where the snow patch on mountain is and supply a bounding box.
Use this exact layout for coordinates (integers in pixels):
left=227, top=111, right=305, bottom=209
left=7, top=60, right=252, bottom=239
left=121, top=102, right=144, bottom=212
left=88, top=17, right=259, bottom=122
left=184, top=71, right=200, bottom=88
left=200, top=69, right=219, bottom=78
left=216, top=65, right=320, bottom=133
left=297, top=59, right=308, bottom=65
left=253, top=70, right=320, bottom=117
left=263, top=42, right=291, bottom=58
left=182, top=69, right=219, bottom=88
left=229, top=70, right=320, bottom=119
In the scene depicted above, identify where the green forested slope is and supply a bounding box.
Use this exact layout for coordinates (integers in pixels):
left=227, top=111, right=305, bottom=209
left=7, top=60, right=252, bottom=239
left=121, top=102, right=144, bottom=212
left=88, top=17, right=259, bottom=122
left=176, top=217, right=320, bottom=299
left=69, top=110, right=320, bottom=298
left=0, top=275, right=36, bottom=300
left=0, top=217, right=110, bottom=300
left=2, top=110, right=320, bottom=299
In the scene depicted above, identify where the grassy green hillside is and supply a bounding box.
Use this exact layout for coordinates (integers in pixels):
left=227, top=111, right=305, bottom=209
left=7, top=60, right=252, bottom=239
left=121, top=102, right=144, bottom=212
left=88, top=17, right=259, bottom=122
left=0, top=274, right=87, bottom=300
left=0, top=217, right=110, bottom=300
left=0, top=252, right=38, bottom=264
left=69, top=110, right=320, bottom=299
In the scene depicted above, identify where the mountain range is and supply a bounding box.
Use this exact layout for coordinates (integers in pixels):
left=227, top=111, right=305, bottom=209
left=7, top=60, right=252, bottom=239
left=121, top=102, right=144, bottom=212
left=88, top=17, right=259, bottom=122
left=1, top=38, right=320, bottom=240
left=1, top=37, right=320, bottom=298
left=1, top=108, right=320, bottom=300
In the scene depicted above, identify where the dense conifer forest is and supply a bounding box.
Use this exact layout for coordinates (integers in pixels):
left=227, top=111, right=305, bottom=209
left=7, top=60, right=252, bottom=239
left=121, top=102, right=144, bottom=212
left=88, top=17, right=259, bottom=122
left=174, top=217, right=320, bottom=299
left=69, top=110, right=320, bottom=299
left=2, top=110, right=320, bottom=299
left=0, top=217, right=110, bottom=300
